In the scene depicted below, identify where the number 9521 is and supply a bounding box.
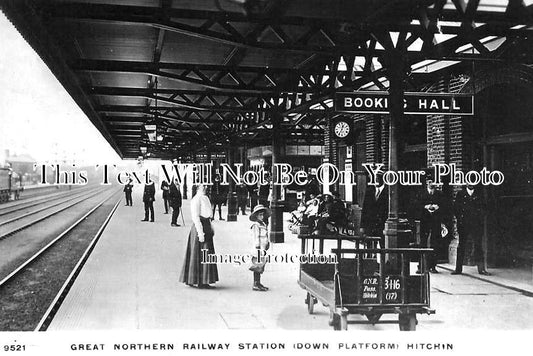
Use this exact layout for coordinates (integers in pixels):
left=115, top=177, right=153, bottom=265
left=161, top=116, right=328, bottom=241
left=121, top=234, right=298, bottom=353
left=4, top=345, right=26, bottom=351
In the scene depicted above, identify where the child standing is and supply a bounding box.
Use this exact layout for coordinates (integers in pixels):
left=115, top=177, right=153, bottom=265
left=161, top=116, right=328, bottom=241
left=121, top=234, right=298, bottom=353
left=249, top=204, right=271, bottom=291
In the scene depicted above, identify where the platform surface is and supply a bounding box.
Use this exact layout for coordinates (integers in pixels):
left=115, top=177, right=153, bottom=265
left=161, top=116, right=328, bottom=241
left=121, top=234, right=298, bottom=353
left=48, top=189, right=533, bottom=330
left=49, top=189, right=311, bottom=330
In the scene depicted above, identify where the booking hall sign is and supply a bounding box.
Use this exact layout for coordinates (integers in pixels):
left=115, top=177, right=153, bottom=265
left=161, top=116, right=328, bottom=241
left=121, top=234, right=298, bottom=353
left=335, top=91, right=474, bottom=115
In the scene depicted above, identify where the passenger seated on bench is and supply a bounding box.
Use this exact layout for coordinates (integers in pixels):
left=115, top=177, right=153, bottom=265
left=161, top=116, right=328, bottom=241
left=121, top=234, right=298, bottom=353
left=288, top=194, right=322, bottom=233
left=305, top=193, right=321, bottom=228
left=315, top=192, right=347, bottom=234
left=289, top=201, right=307, bottom=224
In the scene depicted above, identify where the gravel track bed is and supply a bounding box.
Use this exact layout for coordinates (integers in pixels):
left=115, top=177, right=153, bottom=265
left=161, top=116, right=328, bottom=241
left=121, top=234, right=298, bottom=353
left=0, top=186, right=99, bottom=219
left=0, top=189, right=121, bottom=331
left=0, top=187, right=113, bottom=281
left=0, top=188, right=105, bottom=237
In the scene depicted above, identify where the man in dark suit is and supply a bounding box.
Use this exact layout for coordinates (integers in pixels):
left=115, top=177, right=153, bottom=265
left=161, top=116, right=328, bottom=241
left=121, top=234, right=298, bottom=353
left=211, top=174, right=225, bottom=220
left=415, top=179, right=447, bottom=273
left=169, top=178, right=182, bottom=227
left=142, top=181, right=156, bottom=222
left=360, top=174, right=388, bottom=247
left=258, top=174, right=271, bottom=208
left=452, top=184, right=491, bottom=275
left=246, top=182, right=258, bottom=210
left=236, top=183, right=248, bottom=215
left=123, top=178, right=133, bottom=206
left=160, top=180, right=170, bottom=214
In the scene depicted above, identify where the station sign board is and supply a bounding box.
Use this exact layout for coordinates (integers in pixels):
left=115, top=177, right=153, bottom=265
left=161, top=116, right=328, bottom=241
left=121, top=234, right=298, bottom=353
left=335, top=91, right=474, bottom=115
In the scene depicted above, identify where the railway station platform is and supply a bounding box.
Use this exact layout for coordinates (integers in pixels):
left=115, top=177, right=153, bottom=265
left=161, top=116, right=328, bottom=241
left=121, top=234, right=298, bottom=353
left=48, top=189, right=533, bottom=330
left=49, top=188, right=313, bottom=330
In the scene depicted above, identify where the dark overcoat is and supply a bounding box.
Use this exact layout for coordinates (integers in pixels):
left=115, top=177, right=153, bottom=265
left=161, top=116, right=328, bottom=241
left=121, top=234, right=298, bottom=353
left=360, top=185, right=389, bottom=237
left=142, top=182, right=156, bottom=203
left=454, top=188, right=485, bottom=235
left=168, top=182, right=182, bottom=209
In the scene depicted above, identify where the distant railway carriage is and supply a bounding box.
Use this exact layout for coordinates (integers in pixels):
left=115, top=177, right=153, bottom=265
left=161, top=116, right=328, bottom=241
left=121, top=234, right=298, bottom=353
left=0, top=167, right=23, bottom=202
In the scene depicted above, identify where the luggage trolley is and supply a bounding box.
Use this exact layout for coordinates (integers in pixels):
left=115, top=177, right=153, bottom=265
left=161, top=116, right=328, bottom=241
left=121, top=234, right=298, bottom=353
left=297, top=233, right=435, bottom=330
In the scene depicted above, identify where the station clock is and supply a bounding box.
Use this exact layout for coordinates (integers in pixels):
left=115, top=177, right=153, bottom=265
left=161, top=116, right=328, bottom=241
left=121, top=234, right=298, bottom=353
left=333, top=120, right=351, bottom=139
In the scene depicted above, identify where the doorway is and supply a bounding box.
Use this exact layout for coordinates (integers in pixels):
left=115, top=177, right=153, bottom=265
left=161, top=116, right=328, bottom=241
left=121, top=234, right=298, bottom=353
left=475, top=82, right=533, bottom=267
left=489, top=141, right=533, bottom=266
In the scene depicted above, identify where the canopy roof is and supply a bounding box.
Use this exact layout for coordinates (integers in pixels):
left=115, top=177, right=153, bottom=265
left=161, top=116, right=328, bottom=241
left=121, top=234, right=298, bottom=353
left=2, top=0, right=533, bottom=159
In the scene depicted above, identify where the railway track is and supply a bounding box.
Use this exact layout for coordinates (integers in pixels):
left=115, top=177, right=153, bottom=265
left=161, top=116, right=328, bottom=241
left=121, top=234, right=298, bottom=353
left=36, top=195, right=121, bottom=331
left=0, top=185, right=96, bottom=217
left=0, top=187, right=122, bottom=331
left=0, top=186, right=106, bottom=241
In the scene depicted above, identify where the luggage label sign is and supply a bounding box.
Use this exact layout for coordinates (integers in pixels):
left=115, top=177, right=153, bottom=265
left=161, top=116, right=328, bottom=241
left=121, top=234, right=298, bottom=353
left=383, top=275, right=402, bottom=304
left=360, top=276, right=379, bottom=304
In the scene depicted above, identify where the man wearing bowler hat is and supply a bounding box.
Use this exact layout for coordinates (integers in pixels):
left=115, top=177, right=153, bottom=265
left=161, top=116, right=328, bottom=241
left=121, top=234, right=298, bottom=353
left=452, top=184, right=491, bottom=276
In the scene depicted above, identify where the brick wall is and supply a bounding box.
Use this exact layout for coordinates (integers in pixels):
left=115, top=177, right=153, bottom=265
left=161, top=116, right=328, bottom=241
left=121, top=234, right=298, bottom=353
left=365, top=115, right=381, bottom=164
left=426, top=76, right=470, bottom=179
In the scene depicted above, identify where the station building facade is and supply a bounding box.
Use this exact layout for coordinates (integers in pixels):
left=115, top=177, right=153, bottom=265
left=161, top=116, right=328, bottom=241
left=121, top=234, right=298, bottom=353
left=325, top=64, right=533, bottom=268
left=184, top=64, right=532, bottom=269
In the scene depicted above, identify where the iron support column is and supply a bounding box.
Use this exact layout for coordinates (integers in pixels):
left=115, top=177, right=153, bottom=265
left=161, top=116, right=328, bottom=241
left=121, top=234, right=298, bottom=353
left=383, top=53, right=406, bottom=252
left=270, top=111, right=285, bottom=243
left=226, top=145, right=238, bottom=221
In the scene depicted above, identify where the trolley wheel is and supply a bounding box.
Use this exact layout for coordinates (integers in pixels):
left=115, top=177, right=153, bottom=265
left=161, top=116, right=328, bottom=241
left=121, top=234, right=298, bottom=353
left=365, top=313, right=382, bottom=325
left=398, top=314, right=417, bottom=331
left=305, top=293, right=317, bottom=314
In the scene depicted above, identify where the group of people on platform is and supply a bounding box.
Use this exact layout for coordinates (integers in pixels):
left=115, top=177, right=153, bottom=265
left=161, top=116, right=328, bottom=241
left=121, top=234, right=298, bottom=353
left=123, top=178, right=183, bottom=225
left=289, top=170, right=491, bottom=276
left=122, top=167, right=491, bottom=295
left=122, top=176, right=273, bottom=291
left=122, top=173, right=263, bottom=224
left=360, top=173, right=491, bottom=276
left=289, top=190, right=348, bottom=235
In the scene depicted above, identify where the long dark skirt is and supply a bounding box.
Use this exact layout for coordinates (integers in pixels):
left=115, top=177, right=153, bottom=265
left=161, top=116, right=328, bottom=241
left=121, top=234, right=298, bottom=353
left=179, top=217, right=219, bottom=285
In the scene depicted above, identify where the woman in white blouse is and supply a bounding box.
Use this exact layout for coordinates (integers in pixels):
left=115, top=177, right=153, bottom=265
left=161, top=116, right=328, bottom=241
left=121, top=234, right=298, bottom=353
left=179, top=184, right=219, bottom=288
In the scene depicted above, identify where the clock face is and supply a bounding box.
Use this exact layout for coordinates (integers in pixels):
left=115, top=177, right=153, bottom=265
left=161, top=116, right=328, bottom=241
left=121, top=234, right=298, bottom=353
left=334, top=121, right=350, bottom=138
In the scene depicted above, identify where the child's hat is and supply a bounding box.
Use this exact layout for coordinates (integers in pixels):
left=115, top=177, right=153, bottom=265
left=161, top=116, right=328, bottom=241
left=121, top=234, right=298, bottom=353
left=249, top=204, right=271, bottom=222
